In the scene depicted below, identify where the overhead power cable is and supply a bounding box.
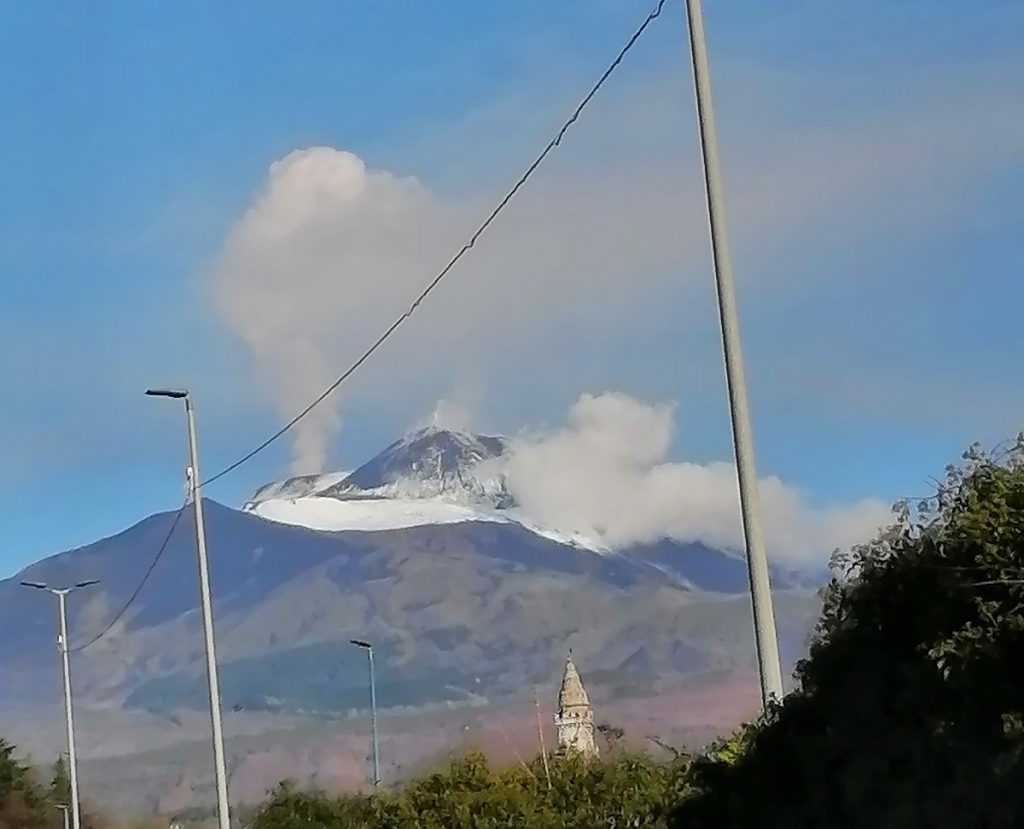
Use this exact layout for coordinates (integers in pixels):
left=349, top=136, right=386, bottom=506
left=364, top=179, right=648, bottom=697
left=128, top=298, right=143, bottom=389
left=70, top=501, right=188, bottom=653
left=199, top=0, right=668, bottom=490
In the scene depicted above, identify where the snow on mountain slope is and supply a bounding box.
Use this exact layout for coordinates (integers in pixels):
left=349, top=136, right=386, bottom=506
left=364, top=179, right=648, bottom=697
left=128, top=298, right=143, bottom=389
left=249, top=495, right=607, bottom=552
left=244, top=427, right=606, bottom=551
left=245, top=470, right=350, bottom=507
left=250, top=495, right=504, bottom=533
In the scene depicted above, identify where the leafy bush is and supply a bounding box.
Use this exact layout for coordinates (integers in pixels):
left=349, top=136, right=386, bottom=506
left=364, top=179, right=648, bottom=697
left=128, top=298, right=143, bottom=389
left=251, top=750, right=691, bottom=829
left=672, top=438, right=1024, bottom=827
left=1, top=739, right=54, bottom=829
left=1, top=741, right=115, bottom=829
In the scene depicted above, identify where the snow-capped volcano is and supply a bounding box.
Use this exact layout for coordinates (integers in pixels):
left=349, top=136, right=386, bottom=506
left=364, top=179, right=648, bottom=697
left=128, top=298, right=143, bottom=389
left=320, top=426, right=512, bottom=506
left=238, top=427, right=604, bottom=544
left=244, top=427, right=511, bottom=509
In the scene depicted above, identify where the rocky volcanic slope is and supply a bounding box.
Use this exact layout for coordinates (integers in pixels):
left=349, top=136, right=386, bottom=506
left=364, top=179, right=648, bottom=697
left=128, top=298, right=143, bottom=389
left=0, top=428, right=821, bottom=726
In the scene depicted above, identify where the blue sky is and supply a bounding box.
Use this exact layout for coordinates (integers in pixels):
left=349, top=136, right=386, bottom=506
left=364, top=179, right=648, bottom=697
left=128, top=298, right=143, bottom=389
left=1, top=0, right=1022, bottom=574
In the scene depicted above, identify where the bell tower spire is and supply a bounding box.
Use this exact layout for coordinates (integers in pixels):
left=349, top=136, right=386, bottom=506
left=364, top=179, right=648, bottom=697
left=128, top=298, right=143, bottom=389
left=554, top=649, right=598, bottom=759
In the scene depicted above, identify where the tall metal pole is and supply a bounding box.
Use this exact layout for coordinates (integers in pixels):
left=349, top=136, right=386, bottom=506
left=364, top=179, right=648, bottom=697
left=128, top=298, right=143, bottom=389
left=683, top=0, right=784, bottom=705
left=367, top=646, right=380, bottom=789
left=56, top=804, right=70, bottom=829
left=56, top=592, right=82, bottom=829
left=350, top=639, right=380, bottom=789
left=534, top=691, right=552, bottom=790
left=183, top=395, right=232, bottom=829
left=21, top=582, right=95, bottom=829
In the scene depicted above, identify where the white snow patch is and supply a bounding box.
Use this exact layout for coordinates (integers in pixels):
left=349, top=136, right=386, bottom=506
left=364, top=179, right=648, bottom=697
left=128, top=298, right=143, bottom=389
left=503, top=511, right=610, bottom=554
left=251, top=496, right=504, bottom=534
left=248, top=496, right=607, bottom=553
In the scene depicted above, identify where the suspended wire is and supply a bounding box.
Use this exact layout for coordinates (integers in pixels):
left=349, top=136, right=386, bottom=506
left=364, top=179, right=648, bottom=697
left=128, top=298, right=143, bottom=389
left=70, top=501, right=188, bottom=653
left=199, top=0, right=668, bottom=490
left=67, top=2, right=668, bottom=652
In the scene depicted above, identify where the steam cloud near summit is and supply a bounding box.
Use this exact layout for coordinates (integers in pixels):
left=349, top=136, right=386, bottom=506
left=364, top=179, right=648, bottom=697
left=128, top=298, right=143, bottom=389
left=209, top=139, right=698, bottom=473
left=212, top=147, right=461, bottom=473
left=502, top=392, right=892, bottom=564
left=209, top=148, right=890, bottom=562
left=209, top=98, right=1011, bottom=476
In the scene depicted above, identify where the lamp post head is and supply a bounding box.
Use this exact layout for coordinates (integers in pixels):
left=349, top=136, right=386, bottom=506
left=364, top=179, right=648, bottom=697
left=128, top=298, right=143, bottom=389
left=349, top=639, right=372, bottom=650
left=146, top=388, right=188, bottom=399
left=20, top=580, right=98, bottom=594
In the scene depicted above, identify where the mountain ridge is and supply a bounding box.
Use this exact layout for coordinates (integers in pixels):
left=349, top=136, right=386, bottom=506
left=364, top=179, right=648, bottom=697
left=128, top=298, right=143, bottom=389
left=0, top=425, right=824, bottom=760
left=0, top=427, right=825, bottom=813
left=246, top=427, right=510, bottom=508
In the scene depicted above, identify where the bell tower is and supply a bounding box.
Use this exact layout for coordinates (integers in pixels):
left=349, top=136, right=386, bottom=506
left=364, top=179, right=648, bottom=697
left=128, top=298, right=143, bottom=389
left=554, top=650, right=598, bottom=759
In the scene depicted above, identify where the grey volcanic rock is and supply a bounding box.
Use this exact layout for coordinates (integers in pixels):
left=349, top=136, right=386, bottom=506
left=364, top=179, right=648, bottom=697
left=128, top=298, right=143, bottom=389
left=245, top=471, right=351, bottom=507
left=320, top=427, right=512, bottom=506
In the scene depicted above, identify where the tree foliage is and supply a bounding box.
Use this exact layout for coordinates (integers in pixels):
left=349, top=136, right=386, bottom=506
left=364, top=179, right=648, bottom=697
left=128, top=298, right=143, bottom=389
left=251, top=750, right=691, bottom=829
left=1, top=739, right=51, bottom=829
left=48, top=759, right=70, bottom=813
left=0, top=742, right=111, bottom=829
left=672, top=438, right=1024, bottom=827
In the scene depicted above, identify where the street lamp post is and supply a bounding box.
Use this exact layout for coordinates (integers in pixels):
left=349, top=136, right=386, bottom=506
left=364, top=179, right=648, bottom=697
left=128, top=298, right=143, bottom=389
left=349, top=640, right=380, bottom=788
left=682, top=0, right=784, bottom=706
left=20, top=579, right=98, bottom=829
left=147, top=389, right=231, bottom=829
left=55, top=804, right=70, bottom=829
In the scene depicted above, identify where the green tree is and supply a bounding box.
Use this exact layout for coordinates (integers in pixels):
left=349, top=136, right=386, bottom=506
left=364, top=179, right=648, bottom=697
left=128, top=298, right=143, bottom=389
left=1, top=737, right=50, bottom=829
left=250, top=749, right=691, bottom=829
left=48, top=758, right=70, bottom=813
left=672, top=438, right=1024, bottom=828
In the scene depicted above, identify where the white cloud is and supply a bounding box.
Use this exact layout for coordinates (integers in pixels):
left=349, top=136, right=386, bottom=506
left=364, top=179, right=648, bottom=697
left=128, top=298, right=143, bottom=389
left=209, top=73, right=1023, bottom=475
left=211, top=148, right=462, bottom=473
left=502, top=392, right=892, bottom=565
left=424, top=398, right=476, bottom=433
